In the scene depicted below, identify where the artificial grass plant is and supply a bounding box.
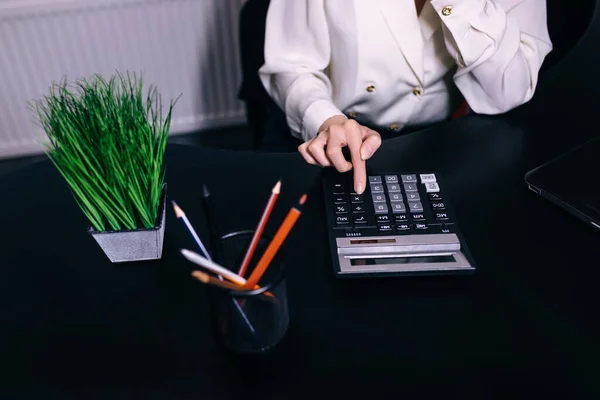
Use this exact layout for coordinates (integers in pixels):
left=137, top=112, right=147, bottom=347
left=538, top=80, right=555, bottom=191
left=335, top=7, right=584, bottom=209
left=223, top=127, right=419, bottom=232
left=32, top=72, right=177, bottom=232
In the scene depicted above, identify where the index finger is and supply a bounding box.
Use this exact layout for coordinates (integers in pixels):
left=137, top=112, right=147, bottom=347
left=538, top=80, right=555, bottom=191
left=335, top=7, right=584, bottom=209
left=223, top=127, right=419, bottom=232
left=343, top=120, right=366, bottom=194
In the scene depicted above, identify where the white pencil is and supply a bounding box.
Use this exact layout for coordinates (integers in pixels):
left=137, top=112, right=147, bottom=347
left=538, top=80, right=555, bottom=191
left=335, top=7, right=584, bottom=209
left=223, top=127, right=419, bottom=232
left=172, top=201, right=212, bottom=260
left=181, top=249, right=271, bottom=296
left=181, top=249, right=247, bottom=286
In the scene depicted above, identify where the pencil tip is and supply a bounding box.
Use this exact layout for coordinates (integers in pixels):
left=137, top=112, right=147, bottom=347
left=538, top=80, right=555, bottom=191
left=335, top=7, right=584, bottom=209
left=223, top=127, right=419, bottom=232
left=299, top=194, right=307, bottom=205
left=191, top=270, right=209, bottom=283
left=172, top=202, right=184, bottom=218
left=273, top=180, right=282, bottom=194
left=202, top=184, right=210, bottom=197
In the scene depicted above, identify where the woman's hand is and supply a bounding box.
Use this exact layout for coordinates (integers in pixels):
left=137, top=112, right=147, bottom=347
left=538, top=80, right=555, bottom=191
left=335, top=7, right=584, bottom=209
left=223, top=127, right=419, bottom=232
left=298, top=115, right=382, bottom=194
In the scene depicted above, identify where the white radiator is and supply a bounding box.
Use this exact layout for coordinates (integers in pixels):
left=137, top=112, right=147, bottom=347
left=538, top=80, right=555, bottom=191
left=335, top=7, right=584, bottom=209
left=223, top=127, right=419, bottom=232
left=0, top=0, right=248, bottom=159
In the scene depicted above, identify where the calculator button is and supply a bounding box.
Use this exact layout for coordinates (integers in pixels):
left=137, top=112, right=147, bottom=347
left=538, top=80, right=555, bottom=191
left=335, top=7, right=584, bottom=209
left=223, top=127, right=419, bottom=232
left=401, top=174, right=418, bottom=183
left=396, top=224, right=411, bottom=232
left=351, top=194, right=364, bottom=203
left=389, top=193, right=402, bottom=202
left=335, top=216, right=350, bottom=225
left=419, top=174, right=437, bottom=183
left=378, top=224, right=393, bottom=232
left=411, top=213, right=426, bottom=222
left=430, top=223, right=455, bottom=234
left=387, top=183, right=401, bottom=193
left=430, top=202, right=446, bottom=210
left=374, top=203, right=389, bottom=214
left=424, top=182, right=440, bottom=193
left=409, top=202, right=424, bottom=213
left=334, top=205, right=349, bottom=214
left=394, top=214, right=408, bottom=222
left=435, top=212, right=450, bottom=221
left=370, top=184, right=384, bottom=193
left=384, top=175, right=399, bottom=183
left=377, top=215, right=391, bottom=223
left=372, top=194, right=386, bottom=203
left=333, top=194, right=347, bottom=204
left=403, top=183, right=418, bottom=192
left=331, top=183, right=345, bottom=194
left=428, top=193, right=443, bottom=201
left=369, top=176, right=382, bottom=184
left=414, top=223, right=428, bottom=230
left=440, top=223, right=455, bottom=233
left=352, top=204, right=366, bottom=213
left=353, top=215, right=368, bottom=224
left=390, top=202, right=406, bottom=213
left=406, top=192, right=420, bottom=202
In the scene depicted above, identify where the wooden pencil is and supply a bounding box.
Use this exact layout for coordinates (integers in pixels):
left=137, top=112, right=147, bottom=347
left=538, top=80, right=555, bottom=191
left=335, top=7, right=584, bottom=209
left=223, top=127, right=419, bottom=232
left=171, top=201, right=211, bottom=259
left=238, top=180, right=281, bottom=277
left=192, top=270, right=248, bottom=291
left=192, top=271, right=278, bottom=304
left=181, top=249, right=273, bottom=296
left=181, top=249, right=247, bottom=285
left=243, top=194, right=307, bottom=289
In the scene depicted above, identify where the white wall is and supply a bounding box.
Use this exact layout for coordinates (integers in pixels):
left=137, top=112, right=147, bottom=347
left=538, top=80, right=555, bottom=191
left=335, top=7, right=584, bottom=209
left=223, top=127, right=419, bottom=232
left=0, top=0, right=248, bottom=159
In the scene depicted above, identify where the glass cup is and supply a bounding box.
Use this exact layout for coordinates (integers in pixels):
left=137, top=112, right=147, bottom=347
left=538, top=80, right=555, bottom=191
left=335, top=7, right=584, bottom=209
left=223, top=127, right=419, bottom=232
left=206, top=230, right=289, bottom=354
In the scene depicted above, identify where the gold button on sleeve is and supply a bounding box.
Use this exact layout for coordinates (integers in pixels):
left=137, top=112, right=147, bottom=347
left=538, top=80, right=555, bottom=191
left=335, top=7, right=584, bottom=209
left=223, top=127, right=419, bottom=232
left=412, top=87, right=422, bottom=96
left=366, top=84, right=375, bottom=92
left=441, top=6, right=452, bottom=16
left=348, top=111, right=357, bottom=119
left=389, top=124, right=400, bottom=131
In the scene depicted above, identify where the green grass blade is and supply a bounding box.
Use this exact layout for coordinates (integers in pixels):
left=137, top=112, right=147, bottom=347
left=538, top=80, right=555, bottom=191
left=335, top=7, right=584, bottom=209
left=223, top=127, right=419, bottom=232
left=32, top=71, right=175, bottom=232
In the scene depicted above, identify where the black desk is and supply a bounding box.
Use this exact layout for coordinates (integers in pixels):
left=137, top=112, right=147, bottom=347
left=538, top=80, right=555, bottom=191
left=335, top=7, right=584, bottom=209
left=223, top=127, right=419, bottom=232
left=0, top=115, right=598, bottom=398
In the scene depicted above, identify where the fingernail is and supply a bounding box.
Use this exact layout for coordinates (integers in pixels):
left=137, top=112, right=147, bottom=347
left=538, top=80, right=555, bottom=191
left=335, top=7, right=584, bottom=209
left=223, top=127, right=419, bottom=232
left=356, top=182, right=364, bottom=194
left=361, top=146, right=373, bottom=160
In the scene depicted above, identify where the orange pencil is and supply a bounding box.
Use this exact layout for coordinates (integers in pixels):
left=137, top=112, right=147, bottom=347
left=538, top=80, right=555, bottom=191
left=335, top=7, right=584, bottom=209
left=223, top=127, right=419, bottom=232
left=243, top=194, right=307, bottom=289
left=192, top=270, right=248, bottom=291
left=238, top=180, right=281, bottom=277
left=181, top=249, right=274, bottom=297
left=192, top=271, right=278, bottom=303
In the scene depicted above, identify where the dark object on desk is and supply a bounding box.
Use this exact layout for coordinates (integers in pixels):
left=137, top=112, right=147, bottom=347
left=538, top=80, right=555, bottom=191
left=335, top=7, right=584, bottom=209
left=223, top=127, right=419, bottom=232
left=200, top=184, right=263, bottom=348
left=525, top=135, right=600, bottom=231
left=209, top=231, right=289, bottom=354
left=323, top=169, right=476, bottom=277
left=201, top=183, right=226, bottom=262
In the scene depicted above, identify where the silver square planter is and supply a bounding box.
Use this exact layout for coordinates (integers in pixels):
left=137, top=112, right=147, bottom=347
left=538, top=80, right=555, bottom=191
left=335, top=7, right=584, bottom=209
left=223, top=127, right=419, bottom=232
left=88, top=184, right=167, bottom=263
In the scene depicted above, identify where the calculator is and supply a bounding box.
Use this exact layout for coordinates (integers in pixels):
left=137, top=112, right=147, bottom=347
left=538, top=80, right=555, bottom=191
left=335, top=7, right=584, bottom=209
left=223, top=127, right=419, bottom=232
left=322, top=169, right=476, bottom=277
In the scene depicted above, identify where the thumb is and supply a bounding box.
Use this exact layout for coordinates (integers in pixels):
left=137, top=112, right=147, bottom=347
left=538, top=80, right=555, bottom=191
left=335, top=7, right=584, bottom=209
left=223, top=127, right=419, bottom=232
left=360, top=128, right=382, bottom=161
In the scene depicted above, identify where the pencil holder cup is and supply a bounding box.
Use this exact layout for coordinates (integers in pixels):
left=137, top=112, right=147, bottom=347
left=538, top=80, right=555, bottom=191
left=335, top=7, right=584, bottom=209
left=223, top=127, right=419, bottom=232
left=206, top=230, right=289, bottom=354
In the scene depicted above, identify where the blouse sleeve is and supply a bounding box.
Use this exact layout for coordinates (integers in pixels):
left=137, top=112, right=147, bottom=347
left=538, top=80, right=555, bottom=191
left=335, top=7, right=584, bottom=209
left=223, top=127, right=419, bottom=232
left=258, top=0, right=344, bottom=141
left=429, top=0, right=553, bottom=114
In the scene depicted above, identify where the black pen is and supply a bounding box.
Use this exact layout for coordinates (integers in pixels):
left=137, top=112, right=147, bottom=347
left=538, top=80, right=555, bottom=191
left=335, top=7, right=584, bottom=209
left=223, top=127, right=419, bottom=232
left=201, top=184, right=226, bottom=264
left=200, top=183, right=261, bottom=345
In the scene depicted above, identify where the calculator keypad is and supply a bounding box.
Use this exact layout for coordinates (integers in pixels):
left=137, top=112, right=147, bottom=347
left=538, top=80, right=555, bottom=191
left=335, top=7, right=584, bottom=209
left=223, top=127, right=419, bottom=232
left=330, top=172, right=455, bottom=236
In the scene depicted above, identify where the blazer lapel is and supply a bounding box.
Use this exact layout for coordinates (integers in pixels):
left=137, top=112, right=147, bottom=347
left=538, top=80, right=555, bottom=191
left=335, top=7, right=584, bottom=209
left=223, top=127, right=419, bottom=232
left=379, top=0, right=424, bottom=85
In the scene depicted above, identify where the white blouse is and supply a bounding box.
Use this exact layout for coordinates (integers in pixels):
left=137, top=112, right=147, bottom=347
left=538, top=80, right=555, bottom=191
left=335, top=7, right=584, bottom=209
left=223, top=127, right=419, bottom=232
left=258, top=0, right=553, bottom=142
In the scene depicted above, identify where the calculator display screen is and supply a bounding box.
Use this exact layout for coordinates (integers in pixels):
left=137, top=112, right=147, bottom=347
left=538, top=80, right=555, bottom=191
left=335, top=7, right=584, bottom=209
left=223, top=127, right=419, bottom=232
left=350, top=255, right=455, bottom=266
